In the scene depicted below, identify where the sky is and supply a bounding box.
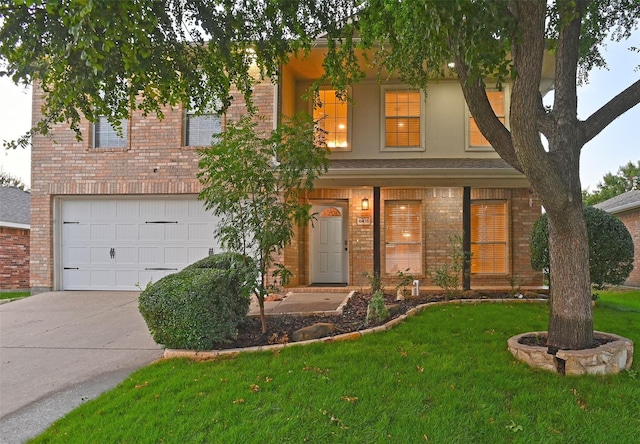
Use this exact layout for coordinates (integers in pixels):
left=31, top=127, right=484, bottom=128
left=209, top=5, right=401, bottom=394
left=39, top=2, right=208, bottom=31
left=1, top=35, right=639, bottom=191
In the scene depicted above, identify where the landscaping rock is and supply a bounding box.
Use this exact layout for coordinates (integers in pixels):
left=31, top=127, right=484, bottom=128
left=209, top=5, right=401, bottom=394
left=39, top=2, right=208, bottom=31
left=292, top=322, right=335, bottom=342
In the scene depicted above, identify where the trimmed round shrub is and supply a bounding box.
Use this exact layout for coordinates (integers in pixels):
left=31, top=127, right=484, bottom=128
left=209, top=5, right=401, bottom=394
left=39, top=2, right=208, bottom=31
left=530, top=206, right=634, bottom=288
left=139, top=253, right=256, bottom=350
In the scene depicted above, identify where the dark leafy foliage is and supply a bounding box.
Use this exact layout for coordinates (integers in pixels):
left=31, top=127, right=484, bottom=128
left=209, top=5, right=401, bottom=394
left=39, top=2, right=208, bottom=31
left=138, top=253, right=255, bottom=350
left=530, top=206, right=634, bottom=288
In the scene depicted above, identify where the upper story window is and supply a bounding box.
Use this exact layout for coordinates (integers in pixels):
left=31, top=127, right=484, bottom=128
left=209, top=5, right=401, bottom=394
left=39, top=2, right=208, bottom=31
left=313, top=89, right=349, bottom=151
left=184, top=106, right=223, bottom=147
left=385, top=201, right=422, bottom=274
left=94, top=117, right=127, bottom=148
left=468, top=89, right=506, bottom=150
left=470, top=201, right=508, bottom=274
left=381, top=87, right=425, bottom=151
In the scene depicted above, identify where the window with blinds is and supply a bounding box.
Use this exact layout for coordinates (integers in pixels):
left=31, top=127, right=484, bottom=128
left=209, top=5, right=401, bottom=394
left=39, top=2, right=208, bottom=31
left=469, top=90, right=505, bottom=148
left=94, top=116, right=127, bottom=148
left=385, top=201, right=422, bottom=274
left=384, top=90, right=422, bottom=148
left=313, top=89, right=348, bottom=150
left=185, top=112, right=223, bottom=147
left=471, top=201, right=508, bottom=274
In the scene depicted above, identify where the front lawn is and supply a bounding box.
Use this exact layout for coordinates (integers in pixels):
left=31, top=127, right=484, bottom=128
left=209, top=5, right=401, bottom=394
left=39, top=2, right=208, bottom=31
left=32, top=293, right=640, bottom=443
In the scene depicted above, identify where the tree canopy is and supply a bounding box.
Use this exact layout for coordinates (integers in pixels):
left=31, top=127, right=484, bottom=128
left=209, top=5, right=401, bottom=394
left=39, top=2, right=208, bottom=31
left=2, top=0, right=639, bottom=351
left=583, top=160, right=640, bottom=205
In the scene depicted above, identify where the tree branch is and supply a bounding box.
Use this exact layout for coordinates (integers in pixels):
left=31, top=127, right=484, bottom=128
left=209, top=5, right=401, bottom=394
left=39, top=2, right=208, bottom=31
left=580, top=79, right=640, bottom=146
left=455, top=59, right=522, bottom=173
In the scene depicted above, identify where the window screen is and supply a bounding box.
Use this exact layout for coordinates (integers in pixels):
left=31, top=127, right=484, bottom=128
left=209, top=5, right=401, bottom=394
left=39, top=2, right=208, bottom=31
left=471, top=201, right=508, bottom=273
left=385, top=201, right=422, bottom=274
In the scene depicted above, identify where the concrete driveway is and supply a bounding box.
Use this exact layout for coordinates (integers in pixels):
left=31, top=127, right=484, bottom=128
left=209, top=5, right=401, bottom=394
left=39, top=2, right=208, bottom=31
left=0, top=291, right=163, bottom=443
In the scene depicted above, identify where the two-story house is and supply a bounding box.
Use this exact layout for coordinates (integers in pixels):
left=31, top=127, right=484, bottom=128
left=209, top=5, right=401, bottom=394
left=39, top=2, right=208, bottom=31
left=30, top=44, right=550, bottom=293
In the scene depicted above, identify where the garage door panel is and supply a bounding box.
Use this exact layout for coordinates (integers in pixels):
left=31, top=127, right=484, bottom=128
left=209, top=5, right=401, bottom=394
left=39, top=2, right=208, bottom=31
left=90, top=247, right=112, bottom=265
left=140, top=224, right=165, bottom=241
left=63, top=269, right=90, bottom=289
left=90, top=269, right=115, bottom=288
left=140, top=201, right=165, bottom=219
left=165, top=200, right=190, bottom=218
left=139, top=247, right=162, bottom=264
left=90, top=201, right=116, bottom=219
left=165, top=224, right=188, bottom=241
left=63, top=223, right=90, bottom=241
left=115, top=270, right=138, bottom=289
left=116, top=224, right=139, bottom=241
left=65, top=247, right=90, bottom=266
left=115, top=247, right=137, bottom=264
left=61, top=198, right=222, bottom=290
left=116, top=200, right=140, bottom=218
left=164, top=247, right=188, bottom=265
left=90, top=224, right=116, bottom=241
left=189, top=223, right=213, bottom=241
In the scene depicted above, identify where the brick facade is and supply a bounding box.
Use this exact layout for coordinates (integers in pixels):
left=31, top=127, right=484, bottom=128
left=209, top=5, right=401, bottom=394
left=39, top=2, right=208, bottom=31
left=282, top=187, right=542, bottom=289
left=0, top=226, right=30, bottom=290
left=30, top=83, right=275, bottom=292
left=617, top=209, right=640, bottom=287
left=31, top=74, right=543, bottom=292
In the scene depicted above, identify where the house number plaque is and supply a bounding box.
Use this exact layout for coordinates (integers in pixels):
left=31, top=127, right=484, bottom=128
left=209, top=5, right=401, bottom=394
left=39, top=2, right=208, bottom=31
left=356, top=217, right=370, bottom=225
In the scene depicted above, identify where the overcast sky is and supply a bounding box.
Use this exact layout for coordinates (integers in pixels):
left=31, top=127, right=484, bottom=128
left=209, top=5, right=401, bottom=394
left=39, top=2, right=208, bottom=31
left=1, top=34, right=639, bottom=191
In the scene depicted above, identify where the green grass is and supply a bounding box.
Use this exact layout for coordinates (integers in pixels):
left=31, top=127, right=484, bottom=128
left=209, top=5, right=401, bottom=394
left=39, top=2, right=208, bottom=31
left=0, top=291, right=30, bottom=300
left=596, top=288, right=640, bottom=311
left=32, top=293, right=640, bottom=443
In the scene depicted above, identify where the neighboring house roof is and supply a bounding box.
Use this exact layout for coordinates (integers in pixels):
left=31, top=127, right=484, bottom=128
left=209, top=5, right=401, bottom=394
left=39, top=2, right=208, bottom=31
left=0, top=186, right=31, bottom=228
left=593, top=190, right=640, bottom=214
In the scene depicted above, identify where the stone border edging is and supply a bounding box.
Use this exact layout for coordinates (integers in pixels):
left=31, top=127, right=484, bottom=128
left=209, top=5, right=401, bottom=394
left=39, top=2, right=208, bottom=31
left=164, top=297, right=548, bottom=360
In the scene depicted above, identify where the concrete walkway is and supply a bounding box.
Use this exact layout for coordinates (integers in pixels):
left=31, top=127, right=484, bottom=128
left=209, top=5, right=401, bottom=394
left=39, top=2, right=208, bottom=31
left=248, top=291, right=353, bottom=316
left=0, top=291, right=164, bottom=443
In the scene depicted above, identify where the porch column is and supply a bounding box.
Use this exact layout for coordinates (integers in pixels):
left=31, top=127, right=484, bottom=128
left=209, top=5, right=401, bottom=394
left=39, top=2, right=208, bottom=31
left=373, top=186, right=381, bottom=277
left=463, top=186, right=471, bottom=290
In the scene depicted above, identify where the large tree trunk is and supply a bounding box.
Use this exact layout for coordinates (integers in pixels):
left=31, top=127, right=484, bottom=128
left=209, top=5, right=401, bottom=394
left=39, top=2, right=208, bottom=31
left=546, top=202, right=594, bottom=351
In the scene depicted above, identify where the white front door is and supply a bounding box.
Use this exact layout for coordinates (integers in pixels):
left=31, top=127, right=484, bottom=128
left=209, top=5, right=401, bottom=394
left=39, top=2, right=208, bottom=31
left=59, top=197, right=221, bottom=290
left=311, top=205, right=347, bottom=284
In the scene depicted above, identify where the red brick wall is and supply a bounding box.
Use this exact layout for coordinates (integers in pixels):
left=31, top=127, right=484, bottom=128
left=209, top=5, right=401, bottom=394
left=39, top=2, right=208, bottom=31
left=617, top=209, right=640, bottom=287
left=30, top=83, right=275, bottom=292
left=0, top=227, right=30, bottom=290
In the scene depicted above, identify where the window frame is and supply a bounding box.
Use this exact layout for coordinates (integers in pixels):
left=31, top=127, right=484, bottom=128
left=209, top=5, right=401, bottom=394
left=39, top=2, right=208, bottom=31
left=466, top=86, right=509, bottom=152
left=183, top=102, right=224, bottom=148
left=380, top=85, right=426, bottom=152
left=93, top=116, right=128, bottom=149
left=384, top=200, right=423, bottom=275
left=470, top=200, right=510, bottom=275
left=311, top=86, right=352, bottom=152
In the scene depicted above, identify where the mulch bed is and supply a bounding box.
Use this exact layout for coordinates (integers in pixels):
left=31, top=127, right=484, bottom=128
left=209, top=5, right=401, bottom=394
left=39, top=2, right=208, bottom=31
left=518, top=332, right=616, bottom=349
left=212, top=290, right=548, bottom=350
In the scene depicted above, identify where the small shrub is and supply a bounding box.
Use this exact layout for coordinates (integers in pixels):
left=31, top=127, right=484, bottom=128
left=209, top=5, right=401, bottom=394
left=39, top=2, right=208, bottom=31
left=530, top=206, right=634, bottom=289
left=395, top=268, right=414, bottom=297
left=363, top=271, right=383, bottom=294
left=139, top=253, right=255, bottom=350
left=430, top=234, right=466, bottom=299
left=366, top=290, right=389, bottom=325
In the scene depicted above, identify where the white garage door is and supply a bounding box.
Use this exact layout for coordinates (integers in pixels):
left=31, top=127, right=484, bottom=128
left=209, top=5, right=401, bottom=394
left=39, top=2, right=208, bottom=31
left=60, top=198, right=223, bottom=290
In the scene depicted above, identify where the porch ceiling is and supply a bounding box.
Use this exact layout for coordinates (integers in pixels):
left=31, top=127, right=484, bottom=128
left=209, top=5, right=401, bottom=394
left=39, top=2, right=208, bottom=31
left=315, top=158, right=531, bottom=188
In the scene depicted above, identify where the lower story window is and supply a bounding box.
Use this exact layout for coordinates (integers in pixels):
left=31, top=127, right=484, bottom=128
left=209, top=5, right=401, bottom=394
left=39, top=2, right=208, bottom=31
left=471, top=201, right=508, bottom=273
left=385, top=201, right=422, bottom=274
